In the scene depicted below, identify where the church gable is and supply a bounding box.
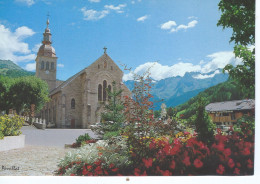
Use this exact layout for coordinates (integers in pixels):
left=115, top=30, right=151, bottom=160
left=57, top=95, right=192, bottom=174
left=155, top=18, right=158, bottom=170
left=87, top=53, right=123, bottom=77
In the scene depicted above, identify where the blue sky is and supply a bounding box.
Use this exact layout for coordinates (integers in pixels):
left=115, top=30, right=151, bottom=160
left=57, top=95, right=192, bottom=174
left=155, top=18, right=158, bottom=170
left=0, top=0, right=240, bottom=81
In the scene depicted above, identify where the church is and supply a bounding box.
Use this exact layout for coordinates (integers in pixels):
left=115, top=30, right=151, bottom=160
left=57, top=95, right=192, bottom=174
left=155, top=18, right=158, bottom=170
left=35, top=19, right=131, bottom=128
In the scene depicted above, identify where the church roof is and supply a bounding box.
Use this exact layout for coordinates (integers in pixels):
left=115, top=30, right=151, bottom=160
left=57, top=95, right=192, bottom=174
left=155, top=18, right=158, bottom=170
left=49, top=52, right=121, bottom=96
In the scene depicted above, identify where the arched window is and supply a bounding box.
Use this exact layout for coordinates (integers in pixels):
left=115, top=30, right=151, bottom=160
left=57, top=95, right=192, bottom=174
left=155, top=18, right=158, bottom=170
left=111, top=66, right=113, bottom=70
left=108, top=85, right=112, bottom=100
left=51, top=62, right=54, bottom=70
left=98, top=64, right=100, bottom=69
left=103, top=80, right=107, bottom=101
left=71, top=98, right=75, bottom=109
left=41, top=61, right=44, bottom=69
left=46, top=61, right=49, bottom=70
left=98, top=84, right=102, bottom=101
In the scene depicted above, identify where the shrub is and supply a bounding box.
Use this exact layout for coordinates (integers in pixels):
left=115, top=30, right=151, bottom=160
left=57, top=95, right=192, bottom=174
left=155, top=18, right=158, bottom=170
left=0, top=114, right=24, bottom=139
left=76, top=133, right=92, bottom=145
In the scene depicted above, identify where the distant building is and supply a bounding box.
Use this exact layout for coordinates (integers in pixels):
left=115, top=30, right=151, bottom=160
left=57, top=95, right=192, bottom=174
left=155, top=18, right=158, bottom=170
left=35, top=19, right=131, bottom=128
left=205, top=99, right=255, bottom=128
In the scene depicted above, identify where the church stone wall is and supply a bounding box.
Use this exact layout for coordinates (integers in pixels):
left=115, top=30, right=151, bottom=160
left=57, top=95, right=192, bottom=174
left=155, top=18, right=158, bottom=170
left=61, top=73, right=84, bottom=128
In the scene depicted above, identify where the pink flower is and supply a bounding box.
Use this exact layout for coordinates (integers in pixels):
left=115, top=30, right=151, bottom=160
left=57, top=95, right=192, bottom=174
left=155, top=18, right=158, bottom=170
left=193, top=159, right=203, bottom=168
left=224, top=148, right=231, bottom=157
left=183, top=156, right=191, bottom=166
left=247, top=159, right=253, bottom=169
left=228, top=158, right=235, bottom=168
left=170, top=160, right=176, bottom=169
left=233, top=168, right=240, bottom=175
left=216, top=164, right=225, bottom=175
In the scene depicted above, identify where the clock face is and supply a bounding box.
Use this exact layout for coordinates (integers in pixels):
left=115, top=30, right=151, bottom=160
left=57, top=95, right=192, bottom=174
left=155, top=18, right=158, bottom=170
left=45, top=70, right=49, bottom=74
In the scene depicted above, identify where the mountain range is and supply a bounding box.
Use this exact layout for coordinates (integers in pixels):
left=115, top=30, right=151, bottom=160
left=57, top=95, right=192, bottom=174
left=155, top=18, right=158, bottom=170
left=0, top=60, right=229, bottom=109
left=124, top=70, right=229, bottom=109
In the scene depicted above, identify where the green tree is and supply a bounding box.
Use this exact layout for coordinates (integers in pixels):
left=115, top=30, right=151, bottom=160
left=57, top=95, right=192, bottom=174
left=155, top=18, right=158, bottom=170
left=194, top=97, right=215, bottom=145
left=98, top=81, right=125, bottom=139
left=7, top=76, right=49, bottom=114
left=0, top=76, right=14, bottom=113
left=217, top=0, right=255, bottom=96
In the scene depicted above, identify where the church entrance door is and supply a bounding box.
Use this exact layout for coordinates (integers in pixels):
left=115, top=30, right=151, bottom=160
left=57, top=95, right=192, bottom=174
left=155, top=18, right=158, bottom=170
left=71, top=119, right=75, bottom=128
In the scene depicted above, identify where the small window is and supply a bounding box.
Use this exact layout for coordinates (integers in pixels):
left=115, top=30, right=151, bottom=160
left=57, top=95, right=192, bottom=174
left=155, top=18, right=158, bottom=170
left=71, top=98, right=75, bottom=109
left=46, top=61, right=49, bottom=70
left=111, top=66, right=113, bottom=70
left=98, top=84, right=102, bottom=101
left=41, top=61, right=44, bottom=69
left=103, top=80, right=107, bottom=101
left=223, top=113, right=229, bottom=116
left=98, top=64, right=100, bottom=69
left=51, top=62, right=54, bottom=70
left=231, top=113, right=236, bottom=120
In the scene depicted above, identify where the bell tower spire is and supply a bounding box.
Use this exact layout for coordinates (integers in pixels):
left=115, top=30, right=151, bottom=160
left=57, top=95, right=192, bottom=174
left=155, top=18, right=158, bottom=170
left=35, top=15, right=57, bottom=92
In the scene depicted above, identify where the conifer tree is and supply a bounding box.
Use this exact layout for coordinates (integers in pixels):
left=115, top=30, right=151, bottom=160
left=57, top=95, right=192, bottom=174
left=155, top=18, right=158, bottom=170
left=194, top=97, right=215, bottom=145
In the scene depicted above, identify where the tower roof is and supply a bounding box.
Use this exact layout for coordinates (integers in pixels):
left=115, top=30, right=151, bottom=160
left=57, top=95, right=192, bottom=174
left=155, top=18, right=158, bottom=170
left=37, top=17, right=56, bottom=57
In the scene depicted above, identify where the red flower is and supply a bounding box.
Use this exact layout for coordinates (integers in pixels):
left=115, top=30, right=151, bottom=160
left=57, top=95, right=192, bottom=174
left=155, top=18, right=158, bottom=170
left=160, top=170, right=172, bottom=176
left=216, top=164, right=225, bottom=175
left=247, top=159, right=253, bottom=169
left=134, top=168, right=141, bottom=176
left=224, top=148, right=231, bottom=157
left=94, top=166, right=103, bottom=175
left=70, top=173, right=75, bottom=176
left=228, top=158, right=235, bottom=168
left=233, top=168, right=240, bottom=175
left=170, top=160, right=176, bottom=169
left=183, top=156, right=191, bottom=166
left=236, top=162, right=241, bottom=168
left=142, top=158, right=153, bottom=168
left=242, top=147, right=250, bottom=156
left=82, top=168, right=88, bottom=175
left=87, top=165, right=92, bottom=170
left=193, top=159, right=203, bottom=168
left=112, top=168, right=119, bottom=172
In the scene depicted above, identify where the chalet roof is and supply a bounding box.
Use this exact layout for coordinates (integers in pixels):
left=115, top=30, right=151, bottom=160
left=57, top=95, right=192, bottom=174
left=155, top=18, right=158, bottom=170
left=205, top=99, right=255, bottom=112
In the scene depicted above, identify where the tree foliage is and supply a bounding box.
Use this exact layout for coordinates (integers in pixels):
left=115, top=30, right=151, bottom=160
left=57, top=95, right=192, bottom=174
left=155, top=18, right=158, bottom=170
left=194, top=97, right=215, bottom=145
left=0, top=76, right=49, bottom=114
left=217, top=0, right=255, bottom=94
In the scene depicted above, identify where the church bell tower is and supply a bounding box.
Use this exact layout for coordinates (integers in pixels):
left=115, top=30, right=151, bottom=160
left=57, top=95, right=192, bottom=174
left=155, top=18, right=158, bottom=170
left=35, top=18, right=57, bottom=92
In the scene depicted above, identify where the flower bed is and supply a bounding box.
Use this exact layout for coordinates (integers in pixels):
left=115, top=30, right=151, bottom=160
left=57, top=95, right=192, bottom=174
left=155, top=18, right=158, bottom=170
left=56, top=130, right=254, bottom=176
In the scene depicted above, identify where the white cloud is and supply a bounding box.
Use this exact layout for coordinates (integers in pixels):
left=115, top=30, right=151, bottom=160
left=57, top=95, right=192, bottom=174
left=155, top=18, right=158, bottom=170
left=0, top=24, right=36, bottom=63
left=201, top=51, right=242, bottom=73
left=88, top=0, right=100, bottom=3
left=104, top=4, right=127, bottom=13
left=160, top=21, right=177, bottom=30
left=15, top=0, right=35, bottom=6
left=81, top=4, right=126, bottom=21
left=81, top=7, right=109, bottom=21
left=123, top=50, right=242, bottom=81
left=123, top=62, right=201, bottom=81
left=193, top=70, right=220, bottom=79
left=137, top=15, right=149, bottom=22
left=172, top=20, right=198, bottom=32
left=57, top=63, right=64, bottom=68
left=32, top=43, right=41, bottom=52
left=188, top=16, right=198, bottom=20
left=25, top=62, right=36, bottom=71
